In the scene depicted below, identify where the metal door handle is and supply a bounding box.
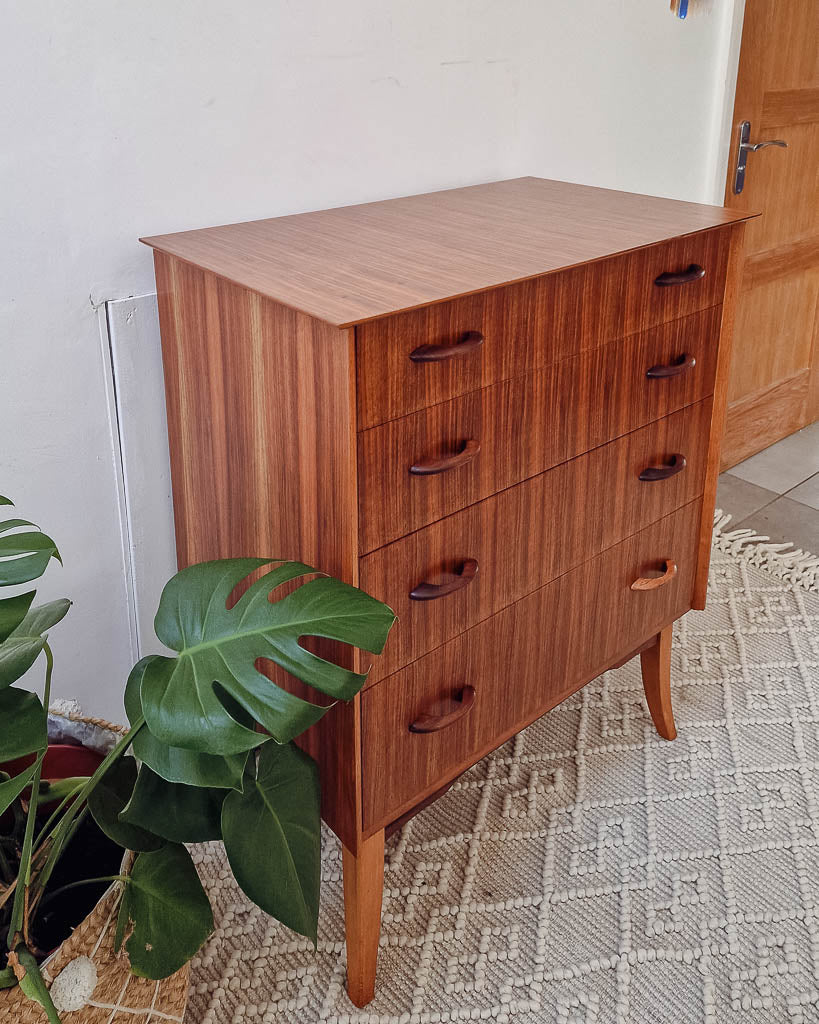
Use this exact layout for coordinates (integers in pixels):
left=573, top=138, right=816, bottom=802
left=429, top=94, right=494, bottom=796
left=734, top=120, right=788, bottom=194
left=741, top=139, right=788, bottom=153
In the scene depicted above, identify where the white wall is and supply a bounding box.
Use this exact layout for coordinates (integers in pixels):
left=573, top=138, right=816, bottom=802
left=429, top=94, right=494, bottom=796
left=1, top=1, right=741, bottom=720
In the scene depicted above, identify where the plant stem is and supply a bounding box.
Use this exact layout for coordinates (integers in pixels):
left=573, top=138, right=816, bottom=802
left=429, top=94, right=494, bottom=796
left=36, top=776, right=89, bottom=807
left=38, top=874, right=128, bottom=908
left=33, top=779, right=87, bottom=850
left=30, top=719, right=144, bottom=907
left=6, top=643, right=54, bottom=949
left=26, top=807, right=90, bottom=930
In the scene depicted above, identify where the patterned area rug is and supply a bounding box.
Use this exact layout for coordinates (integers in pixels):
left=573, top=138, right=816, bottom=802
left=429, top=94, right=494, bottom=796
left=187, top=515, right=819, bottom=1024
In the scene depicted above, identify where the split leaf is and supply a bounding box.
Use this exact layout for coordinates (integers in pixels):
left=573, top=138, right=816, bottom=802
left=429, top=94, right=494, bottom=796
left=125, top=659, right=248, bottom=789
left=140, top=559, right=395, bottom=755
left=0, top=525, right=60, bottom=587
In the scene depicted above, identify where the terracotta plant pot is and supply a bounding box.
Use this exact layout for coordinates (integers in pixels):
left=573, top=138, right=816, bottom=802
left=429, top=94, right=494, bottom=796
left=1, top=727, right=189, bottom=1022
left=3, top=744, right=107, bottom=782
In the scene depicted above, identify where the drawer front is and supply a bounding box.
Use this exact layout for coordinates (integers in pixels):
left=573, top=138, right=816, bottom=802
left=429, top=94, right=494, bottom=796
left=356, top=227, right=729, bottom=429
left=360, top=399, right=711, bottom=684
left=361, top=500, right=701, bottom=830
left=359, top=304, right=720, bottom=552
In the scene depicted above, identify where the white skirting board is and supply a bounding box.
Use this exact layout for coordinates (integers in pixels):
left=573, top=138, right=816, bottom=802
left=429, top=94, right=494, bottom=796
left=105, top=294, right=177, bottom=658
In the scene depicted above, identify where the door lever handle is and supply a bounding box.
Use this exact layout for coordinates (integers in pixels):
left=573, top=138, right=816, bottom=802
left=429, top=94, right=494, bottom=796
left=741, top=139, right=788, bottom=153
left=733, top=120, right=788, bottom=194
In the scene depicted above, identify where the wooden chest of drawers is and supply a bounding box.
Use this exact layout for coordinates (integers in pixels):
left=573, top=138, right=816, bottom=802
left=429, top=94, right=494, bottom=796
left=142, top=177, right=751, bottom=1006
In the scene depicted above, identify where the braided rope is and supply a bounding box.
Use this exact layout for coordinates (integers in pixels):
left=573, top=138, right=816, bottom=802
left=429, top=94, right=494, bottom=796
left=48, top=707, right=129, bottom=735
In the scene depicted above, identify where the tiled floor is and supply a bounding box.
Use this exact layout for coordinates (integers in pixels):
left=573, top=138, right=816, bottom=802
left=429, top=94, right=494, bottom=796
left=716, top=420, right=819, bottom=554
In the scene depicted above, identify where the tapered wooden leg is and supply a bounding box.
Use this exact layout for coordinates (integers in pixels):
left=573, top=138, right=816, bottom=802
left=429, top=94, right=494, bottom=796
left=640, top=624, right=677, bottom=741
left=342, top=828, right=385, bottom=1007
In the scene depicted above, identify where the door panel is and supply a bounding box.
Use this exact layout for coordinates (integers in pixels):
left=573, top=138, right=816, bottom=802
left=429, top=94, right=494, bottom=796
left=741, top=123, right=818, bottom=253
left=722, top=0, right=819, bottom=467
left=730, top=272, right=819, bottom=401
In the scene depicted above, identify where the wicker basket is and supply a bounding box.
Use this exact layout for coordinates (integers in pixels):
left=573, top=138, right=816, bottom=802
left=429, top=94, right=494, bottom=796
left=0, top=710, right=190, bottom=1023
left=2, top=881, right=189, bottom=1023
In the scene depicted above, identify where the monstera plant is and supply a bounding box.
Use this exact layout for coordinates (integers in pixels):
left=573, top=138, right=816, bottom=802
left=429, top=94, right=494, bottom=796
left=0, top=495, right=395, bottom=1021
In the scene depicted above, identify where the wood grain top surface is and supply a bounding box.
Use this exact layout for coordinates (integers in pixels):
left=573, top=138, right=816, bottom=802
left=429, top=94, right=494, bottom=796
left=141, top=177, right=752, bottom=327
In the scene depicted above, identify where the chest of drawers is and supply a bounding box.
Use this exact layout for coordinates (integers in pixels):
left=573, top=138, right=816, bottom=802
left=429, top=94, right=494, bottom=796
left=142, top=177, right=751, bottom=1006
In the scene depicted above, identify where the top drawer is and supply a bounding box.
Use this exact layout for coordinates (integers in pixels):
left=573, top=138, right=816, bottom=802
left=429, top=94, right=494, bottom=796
left=356, top=227, right=730, bottom=428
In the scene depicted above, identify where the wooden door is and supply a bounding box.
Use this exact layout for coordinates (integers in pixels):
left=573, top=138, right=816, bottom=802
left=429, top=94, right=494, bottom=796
left=721, top=0, right=819, bottom=468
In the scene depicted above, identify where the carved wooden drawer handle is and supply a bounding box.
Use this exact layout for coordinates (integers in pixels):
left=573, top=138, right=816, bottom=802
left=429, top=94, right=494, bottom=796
left=631, top=560, right=678, bottom=591
left=646, top=354, right=697, bottom=379
left=409, top=330, right=485, bottom=362
left=410, top=558, right=479, bottom=601
left=654, top=264, right=705, bottom=287
left=409, top=686, right=476, bottom=733
left=639, top=454, right=687, bottom=482
left=409, top=439, right=481, bottom=476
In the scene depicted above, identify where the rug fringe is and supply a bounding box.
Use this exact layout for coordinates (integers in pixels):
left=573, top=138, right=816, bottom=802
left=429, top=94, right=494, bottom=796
left=712, top=508, right=819, bottom=593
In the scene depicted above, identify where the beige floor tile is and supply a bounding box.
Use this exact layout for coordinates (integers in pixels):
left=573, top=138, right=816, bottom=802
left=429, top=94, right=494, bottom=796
left=787, top=472, right=819, bottom=511
left=737, top=496, right=819, bottom=555
left=716, top=473, right=777, bottom=524
left=728, top=421, right=819, bottom=494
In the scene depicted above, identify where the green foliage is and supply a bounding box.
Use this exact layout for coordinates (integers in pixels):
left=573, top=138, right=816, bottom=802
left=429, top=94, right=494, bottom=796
left=117, top=844, right=213, bottom=979
left=87, top=757, right=165, bottom=853
left=222, top=741, right=321, bottom=943
left=0, top=518, right=61, bottom=587
left=124, top=660, right=247, bottom=789
left=122, top=767, right=225, bottom=843
left=0, top=599, right=70, bottom=690
left=0, top=591, right=35, bottom=643
left=140, top=558, right=395, bottom=754
left=0, top=493, right=396, bottom=1007
left=0, top=688, right=46, bottom=760
left=0, top=759, right=40, bottom=816
left=14, top=946, right=61, bottom=1024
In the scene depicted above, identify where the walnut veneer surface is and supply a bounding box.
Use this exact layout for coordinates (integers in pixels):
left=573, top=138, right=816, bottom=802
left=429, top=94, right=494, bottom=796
left=144, top=177, right=753, bottom=1007
left=143, top=176, right=747, bottom=327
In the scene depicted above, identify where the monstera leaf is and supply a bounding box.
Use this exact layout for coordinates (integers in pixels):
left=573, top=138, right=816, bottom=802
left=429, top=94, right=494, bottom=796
left=117, top=844, right=213, bottom=979
left=124, top=660, right=248, bottom=789
left=221, top=741, right=321, bottom=942
left=0, top=513, right=61, bottom=587
left=0, top=501, right=62, bottom=647
left=0, top=590, right=35, bottom=643
left=87, top=756, right=165, bottom=852
left=139, top=559, right=395, bottom=755
left=121, top=766, right=226, bottom=843
left=0, top=686, right=46, bottom=760
left=0, top=758, right=41, bottom=816
left=0, top=599, right=70, bottom=690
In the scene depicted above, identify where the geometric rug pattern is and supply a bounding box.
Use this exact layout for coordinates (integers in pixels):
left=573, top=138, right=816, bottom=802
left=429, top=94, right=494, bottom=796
left=186, top=517, right=819, bottom=1023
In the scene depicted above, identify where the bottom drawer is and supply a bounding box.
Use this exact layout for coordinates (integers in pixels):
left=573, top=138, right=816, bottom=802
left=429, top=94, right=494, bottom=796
left=361, top=499, right=701, bottom=830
